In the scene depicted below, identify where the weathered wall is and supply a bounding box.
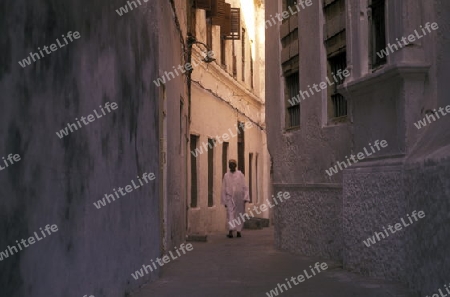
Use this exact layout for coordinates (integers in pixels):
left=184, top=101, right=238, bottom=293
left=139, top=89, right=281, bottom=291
left=189, top=70, right=268, bottom=234
left=403, top=1, right=450, bottom=292
left=189, top=85, right=236, bottom=233
left=158, top=0, right=189, bottom=256
left=0, top=0, right=173, bottom=296
left=265, top=0, right=351, bottom=261
left=343, top=166, right=407, bottom=278
left=267, top=1, right=449, bottom=294
left=341, top=0, right=450, bottom=295
left=187, top=2, right=269, bottom=234
left=343, top=157, right=450, bottom=295
left=273, top=185, right=343, bottom=261
left=403, top=156, right=450, bottom=294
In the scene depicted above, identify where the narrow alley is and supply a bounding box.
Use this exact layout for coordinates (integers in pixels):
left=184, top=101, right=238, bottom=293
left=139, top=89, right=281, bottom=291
left=132, top=227, right=415, bottom=297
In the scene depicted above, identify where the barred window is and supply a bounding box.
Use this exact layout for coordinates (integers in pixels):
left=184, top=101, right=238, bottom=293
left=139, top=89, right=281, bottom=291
left=329, top=53, right=347, bottom=118
left=324, top=0, right=348, bottom=121
left=286, top=73, right=300, bottom=128
left=207, top=138, right=215, bottom=207
left=369, top=0, right=387, bottom=67
left=285, top=0, right=297, bottom=11
left=190, top=135, right=199, bottom=207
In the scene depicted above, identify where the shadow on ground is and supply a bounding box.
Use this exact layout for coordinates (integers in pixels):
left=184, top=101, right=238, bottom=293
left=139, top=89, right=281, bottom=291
left=132, top=227, right=417, bottom=297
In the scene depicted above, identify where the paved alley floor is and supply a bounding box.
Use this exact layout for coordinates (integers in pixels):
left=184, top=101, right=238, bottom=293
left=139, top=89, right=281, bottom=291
left=132, top=227, right=417, bottom=297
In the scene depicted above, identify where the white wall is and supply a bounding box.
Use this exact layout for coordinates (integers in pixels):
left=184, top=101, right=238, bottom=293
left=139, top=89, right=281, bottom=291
left=188, top=2, right=269, bottom=234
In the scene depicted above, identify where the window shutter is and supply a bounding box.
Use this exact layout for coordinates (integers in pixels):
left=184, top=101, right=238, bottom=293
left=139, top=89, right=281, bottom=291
left=194, top=0, right=212, bottom=10
left=206, top=0, right=218, bottom=17
left=223, top=8, right=240, bottom=40
left=210, top=0, right=225, bottom=24
left=232, top=55, right=237, bottom=78
left=324, top=0, right=345, bottom=39
left=323, top=0, right=346, bottom=56
left=220, top=3, right=232, bottom=36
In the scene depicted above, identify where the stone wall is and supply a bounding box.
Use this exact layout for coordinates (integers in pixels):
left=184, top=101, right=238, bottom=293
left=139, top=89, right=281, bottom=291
left=404, top=156, right=450, bottom=294
left=343, top=155, right=450, bottom=295
left=158, top=0, right=189, bottom=257
left=343, top=164, right=408, bottom=280
left=273, top=185, right=343, bottom=262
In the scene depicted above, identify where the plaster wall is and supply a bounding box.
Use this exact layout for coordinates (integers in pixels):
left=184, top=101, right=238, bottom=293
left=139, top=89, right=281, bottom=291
left=0, top=0, right=187, bottom=296
left=265, top=0, right=351, bottom=261
left=158, top=0, right=189, bottom=256
left=189, top=79, right=268, bottom=234
left=187, top=1, right=269, bottom=234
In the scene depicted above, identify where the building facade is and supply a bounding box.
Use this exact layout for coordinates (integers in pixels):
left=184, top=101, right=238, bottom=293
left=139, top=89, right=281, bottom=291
left=187, top=0, right=270, bottom=234
left=266, top=0, right=450, bottom=295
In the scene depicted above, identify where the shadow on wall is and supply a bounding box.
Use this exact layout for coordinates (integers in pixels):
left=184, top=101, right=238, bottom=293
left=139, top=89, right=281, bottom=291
left=0, top=0, right=163, bottom=296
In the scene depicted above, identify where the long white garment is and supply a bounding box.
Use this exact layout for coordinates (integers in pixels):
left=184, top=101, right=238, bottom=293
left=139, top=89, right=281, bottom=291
left=221, top=170, right=250, bottom=231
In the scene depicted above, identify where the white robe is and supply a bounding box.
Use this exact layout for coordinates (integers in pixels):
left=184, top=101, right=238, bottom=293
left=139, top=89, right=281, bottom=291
left=221, top=170, right=250, bottom=231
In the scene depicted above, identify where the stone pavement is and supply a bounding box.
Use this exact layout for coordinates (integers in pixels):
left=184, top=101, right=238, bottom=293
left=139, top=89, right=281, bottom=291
left=132, top=227, right=417, bottom=297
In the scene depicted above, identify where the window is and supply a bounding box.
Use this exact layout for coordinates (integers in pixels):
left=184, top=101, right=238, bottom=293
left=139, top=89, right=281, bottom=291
left=232, top=55, right=237, bottom=78
left=281, top=0, right=300, bottom=128
left=190, top=135, right=199, bottom=207
left=249, top=153, right=253, bottom=203
left=255, top=153, right=259, bottom=204
left=221, top=3, right=232, bottom=36
left=250, top=53, right=254, bottom=89
left=242, top=28, right=246, bottom=81
left=232, top=41, right=237, bottom=79
left=222, top=142, right=229, bottom=177
left=194, top=0, right=212, bottom=10
left=286, top=73, right=300, bottom=128
left=223, top=8, right=241, bottom=40
left=284, top=0, right=297, bottom=11
left=286, top=0, right=296, bottom=7
left=204, top=0, right=240, bottom=39
left=204, top=1, right=240, bottom=72
left=208, top=138, right=215, bottom=207
left=328, top=53, right=348, bottom=118
left=324, top=0, right=347, bottom=121
left=180, top=99, right=184, bottom=155
left=369, top=0, right=387, bottom=67
left=280, top=22, right=299, bottom=84
left=237, top=121, right=245, bottom=174
left=323, top=0, right=346, bottom=56
left=281, top=28, right=298, bottom=49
